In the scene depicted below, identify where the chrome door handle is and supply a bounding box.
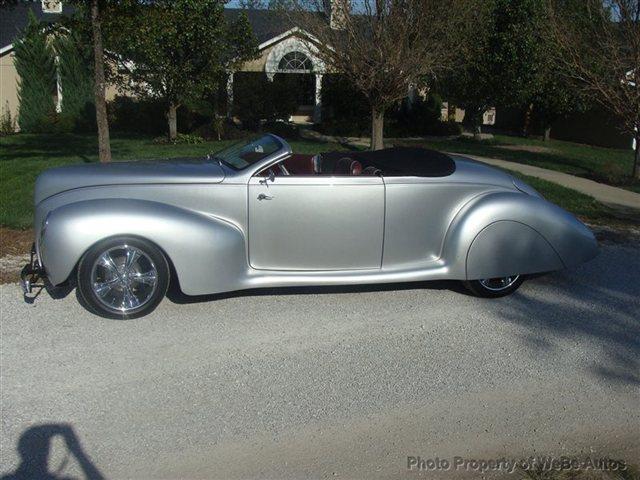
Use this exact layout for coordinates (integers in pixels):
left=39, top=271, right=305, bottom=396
left=257, top=193, right=274, bottom=200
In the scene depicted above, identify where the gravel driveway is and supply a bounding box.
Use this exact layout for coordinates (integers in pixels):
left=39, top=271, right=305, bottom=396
left=1, top=242, right=639, bottom=479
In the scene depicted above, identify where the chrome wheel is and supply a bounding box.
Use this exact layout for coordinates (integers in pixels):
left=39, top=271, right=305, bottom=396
left=90, top=244, right=158, bottom=313
left=478, top=275, right=520, bottom=292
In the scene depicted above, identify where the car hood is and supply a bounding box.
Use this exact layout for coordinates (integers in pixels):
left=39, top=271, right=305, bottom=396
left=34, top=158, right=226, bottom=204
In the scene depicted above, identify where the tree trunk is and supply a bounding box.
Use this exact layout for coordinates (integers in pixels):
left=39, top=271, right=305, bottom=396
left=447, top=103, right=456, bottom=122
left=370, top=107, right=384, bottom=151
left=167, top=103, right=178, bottom=141
left=522, top=103, right=534, bottom=137
left=90, top=0, right=111, bottom=163
left=634, top=134, right=640, bottom=179
left=473, top=123, right=482, bottom=139
left=543, top=125, right=552, bottom=142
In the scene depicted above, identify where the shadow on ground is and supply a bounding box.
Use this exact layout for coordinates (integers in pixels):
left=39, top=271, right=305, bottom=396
left=487, top=246, right=640, bottom=387
left=34, top=243, right=640, bottom=387
left=1, top=424, right=104, bottom=480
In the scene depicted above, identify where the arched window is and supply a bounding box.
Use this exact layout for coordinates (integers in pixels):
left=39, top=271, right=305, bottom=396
left=278, top=51, right=313, bottom=73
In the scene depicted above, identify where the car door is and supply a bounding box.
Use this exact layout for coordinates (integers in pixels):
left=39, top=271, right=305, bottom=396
left=248, top=173, right=385, bottom=271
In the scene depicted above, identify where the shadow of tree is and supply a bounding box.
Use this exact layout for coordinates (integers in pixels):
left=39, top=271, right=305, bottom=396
left=0, top=135, right=99, bottom=163
left=487, top=245, right=640, bottom=386
left=1, top=424, right=104, bottom=480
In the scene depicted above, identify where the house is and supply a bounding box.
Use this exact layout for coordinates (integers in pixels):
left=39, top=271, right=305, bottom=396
left=222, top=9, right=327, bottom=123
left=0, top=0, right=74, bottom=126
left=0, top=0, right=339, bottom=128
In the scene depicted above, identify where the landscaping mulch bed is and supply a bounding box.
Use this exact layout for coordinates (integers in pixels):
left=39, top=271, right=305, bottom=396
left=0, top=227, right=33, bottom=257
left=0, top=228, right=33, bottom=284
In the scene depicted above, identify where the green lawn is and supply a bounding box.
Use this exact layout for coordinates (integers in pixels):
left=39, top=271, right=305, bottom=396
left=506, top=170, right=629, bottom=225
left=0, top=133, right=347, bottom=229
left=399, top=134, right=640, bottom=193
left=0, top=132, right=634, bottom=230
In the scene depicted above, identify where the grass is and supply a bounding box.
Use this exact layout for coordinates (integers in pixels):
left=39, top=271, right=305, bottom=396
left=506, top=170, right=629, bottom=226
left=399, top=134, right=640, bottom=193
left=0, top=133, right=348, bottom=229
left=0, top=132, right=635, bottom=230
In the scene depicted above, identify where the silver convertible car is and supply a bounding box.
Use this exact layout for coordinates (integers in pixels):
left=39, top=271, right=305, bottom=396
left=22, top=134, right=598, bottom=318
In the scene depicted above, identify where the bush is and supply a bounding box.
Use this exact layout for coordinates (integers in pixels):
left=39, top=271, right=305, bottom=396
left=56, top=32, right=96, bottom=133
left=152, top=133, right=204, bottom=145
left=14, top=11, right=58, bottom=133
left=232, top=72, right=300, bottom=130
left=108, top=96, right=167, bottom=135
left=319, top=74, right=370, bottom=136
left=395, top=93, right=446, bottom=135
left=109, top=95, right=214, bottom=137
left=0, top=102, right=16, bottom=135
left=318, top=82, right=461, bottom=138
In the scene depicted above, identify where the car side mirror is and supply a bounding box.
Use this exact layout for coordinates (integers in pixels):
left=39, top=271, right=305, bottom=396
left=259, top=169, right=275, bottom=186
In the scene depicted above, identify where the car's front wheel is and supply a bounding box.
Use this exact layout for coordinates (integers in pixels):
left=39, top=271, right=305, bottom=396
left=463, top=275, right=524, bottom=298
left=77, top=237, right=170, bottom=319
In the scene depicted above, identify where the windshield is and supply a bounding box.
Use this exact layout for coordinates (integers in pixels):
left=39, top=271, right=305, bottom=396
left=212, top=135, right=283, bottom=170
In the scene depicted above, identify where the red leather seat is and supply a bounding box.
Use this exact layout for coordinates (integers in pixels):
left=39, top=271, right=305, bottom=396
left=283, top=154, right=315, bottom=175
left=334, top=157, right=363, bottom=175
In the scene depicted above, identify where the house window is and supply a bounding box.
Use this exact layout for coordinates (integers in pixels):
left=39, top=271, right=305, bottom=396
left=278, top=51, right=313, bottom=73
left=42, top=0, right=63, bottom=14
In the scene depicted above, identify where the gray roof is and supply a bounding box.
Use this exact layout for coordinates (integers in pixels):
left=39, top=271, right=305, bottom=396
left=223, top=8, right=294, bottom=45
left=1, top=4, right=294, bottom=51
left=0, top=2, right=74, bottom=50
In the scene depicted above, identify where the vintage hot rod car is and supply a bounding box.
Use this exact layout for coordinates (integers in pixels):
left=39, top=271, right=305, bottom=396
left=22, top=134, right=598, bottom=318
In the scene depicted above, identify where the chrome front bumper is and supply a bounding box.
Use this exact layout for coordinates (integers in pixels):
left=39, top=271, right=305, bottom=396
left=20, top=243, right=46, bottom=295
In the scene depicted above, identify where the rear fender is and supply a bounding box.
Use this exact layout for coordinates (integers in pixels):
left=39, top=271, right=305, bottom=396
left=442, top=191, right=597, bottom=279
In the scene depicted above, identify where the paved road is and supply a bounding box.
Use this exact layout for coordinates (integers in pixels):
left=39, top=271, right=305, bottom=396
left=1, top=243, right=639, bottom=479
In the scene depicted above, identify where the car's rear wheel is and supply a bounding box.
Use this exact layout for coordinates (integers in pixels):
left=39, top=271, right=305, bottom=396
left=463, top=275, right=524, bottom=298
left=77, top=237, right=169, bottom=319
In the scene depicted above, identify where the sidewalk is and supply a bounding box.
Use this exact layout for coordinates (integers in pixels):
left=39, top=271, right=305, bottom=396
left=460, top=153, right=640, bottom=211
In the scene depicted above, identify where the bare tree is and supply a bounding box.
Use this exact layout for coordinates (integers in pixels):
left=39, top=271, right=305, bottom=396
left=290, top=0, right=474, bottom=149
left=548, top=0, right=640, bottom=178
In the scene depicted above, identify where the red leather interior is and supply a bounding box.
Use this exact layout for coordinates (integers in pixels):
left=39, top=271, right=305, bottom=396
left=335, top=157, right=363, bottom=175
left=283, top=154, right=315, bottom=175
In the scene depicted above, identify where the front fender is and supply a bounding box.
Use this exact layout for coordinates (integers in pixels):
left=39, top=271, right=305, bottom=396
left=442, top=191, right=598, bottom=279
left=40, top=199, right=247, bottom=294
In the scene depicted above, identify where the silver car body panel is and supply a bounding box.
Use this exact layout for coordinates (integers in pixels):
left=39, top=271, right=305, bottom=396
left=248, top=175, right=385, bottom=270
left=33, top=135, right=598, bottom=294
left=34, top=159, right=226, bottom=205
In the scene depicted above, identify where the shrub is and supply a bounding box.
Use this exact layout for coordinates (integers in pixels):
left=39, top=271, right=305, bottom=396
left=152, top=133, right=204, bottom=145
left=319, top=74, right=369, bottom=136
left=0, top=102, right=16, bottom=135
left=396, top=93, right=445, bottom=135
left=109, top=95, right=218, bottom=137
left=55, top=32, right=96, bottom=133
left=14, top=11, right=58, bottom=133
left=108, top=96, right=167, bottom=135
left=232, top=72, right=300, bottom=130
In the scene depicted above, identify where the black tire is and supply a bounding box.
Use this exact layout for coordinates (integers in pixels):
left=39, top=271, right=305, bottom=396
left=77, top=236, right=170, bottom=319
left=463, top=275, right=524, bottom=298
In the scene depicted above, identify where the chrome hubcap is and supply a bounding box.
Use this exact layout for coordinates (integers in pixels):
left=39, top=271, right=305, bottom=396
left=479, top=275, right=520, bottom=292
left=90, top=245, right=158, bottom=313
